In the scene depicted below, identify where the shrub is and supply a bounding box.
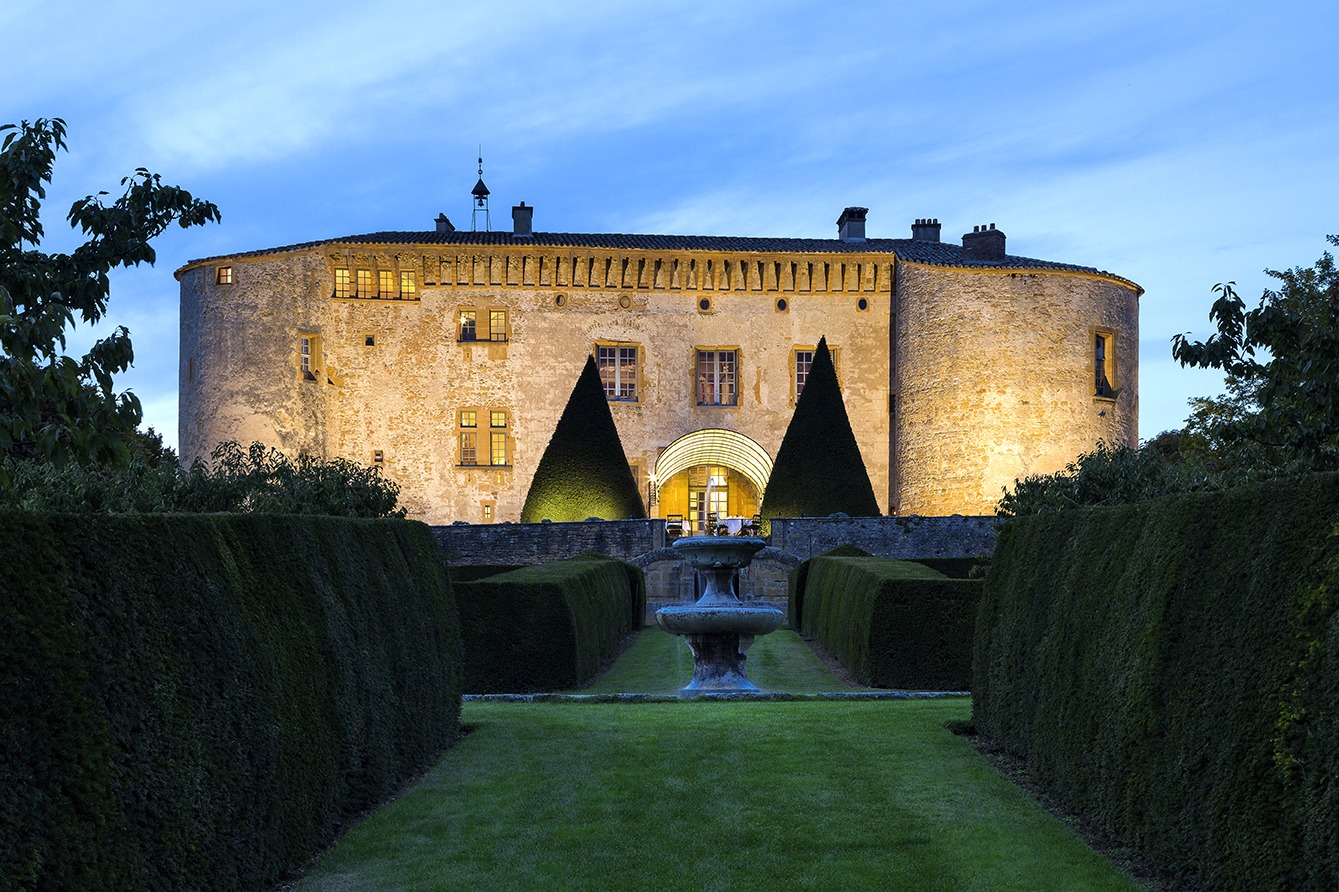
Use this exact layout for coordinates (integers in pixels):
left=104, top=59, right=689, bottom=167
left=787, top=543, right=870, bottom=630
left=974, top=473, right=1339, bottom=890
left=761, top=337, right=880, bottom=519
left=793, top=554, right=979, bottom=690
left=521, top=355, right=646, bottom=522
left=454, top=554, right=644, bottom=693
left=0, top=513, right=460, bottom=891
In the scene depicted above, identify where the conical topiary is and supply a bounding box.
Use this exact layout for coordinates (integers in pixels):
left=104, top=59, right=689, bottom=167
left=760, top=337, right=880, bottom=519
left=521, top=354, right=647, bottom=522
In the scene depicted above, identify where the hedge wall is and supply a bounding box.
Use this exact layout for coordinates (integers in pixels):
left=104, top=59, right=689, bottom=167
left=974, top=473, right=1339, bottom=890
left=0, top=513, right=461, bottom=892
left=792, top=554, right=980, bottom=690
left=455, top=554, right=645, bottom=693
left=786, top=544, right=870, bottom=630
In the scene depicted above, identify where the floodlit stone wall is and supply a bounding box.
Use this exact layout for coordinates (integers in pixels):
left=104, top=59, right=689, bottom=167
left=179, top=236, right=1138, bottom=523
left=892, top=264, right=1139, bottom=515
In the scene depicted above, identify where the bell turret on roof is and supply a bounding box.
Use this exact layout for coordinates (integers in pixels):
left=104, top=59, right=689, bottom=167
left=471, top=149, right=491, bottom=231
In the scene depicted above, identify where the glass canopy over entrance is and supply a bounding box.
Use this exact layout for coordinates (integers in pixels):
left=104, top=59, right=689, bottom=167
left=652, top=429, right=773, bottom=531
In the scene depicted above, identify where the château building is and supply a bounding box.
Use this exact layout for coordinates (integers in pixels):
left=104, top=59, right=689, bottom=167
left=177, top=199, right=1139, bottom=526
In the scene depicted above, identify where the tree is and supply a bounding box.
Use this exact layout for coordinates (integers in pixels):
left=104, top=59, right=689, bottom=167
left=760, top=336, right=880, bottom=519
left=520, top=354, right=647, bottom=522
left=0, top=118, right=219, bottom=480
left=1172, top=235, right=1339, bottom=469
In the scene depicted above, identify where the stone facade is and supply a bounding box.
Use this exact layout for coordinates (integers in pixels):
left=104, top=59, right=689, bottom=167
left=177, top=210, right=1139, bottom=523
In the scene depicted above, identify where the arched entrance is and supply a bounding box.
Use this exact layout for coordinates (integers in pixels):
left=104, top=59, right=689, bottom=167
left=652, top=429, right=773, bottom=533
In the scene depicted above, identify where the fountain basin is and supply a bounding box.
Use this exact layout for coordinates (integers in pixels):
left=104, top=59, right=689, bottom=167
left=656, top=605, right=784, bottom=637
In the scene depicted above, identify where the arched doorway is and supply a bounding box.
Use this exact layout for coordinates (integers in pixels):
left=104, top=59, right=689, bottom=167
left=652, top=429, right=773, bottom=533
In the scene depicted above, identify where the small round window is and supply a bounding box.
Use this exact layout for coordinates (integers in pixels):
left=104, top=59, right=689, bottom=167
left=858, top=297, right=869, bottom=311
left=619, top=295, right=632, bottom=309
left=698, top=297, right=711, bottom=312
left=555, top=293, right=567, bottom=307
left=776, top=298, right=788, bottom=312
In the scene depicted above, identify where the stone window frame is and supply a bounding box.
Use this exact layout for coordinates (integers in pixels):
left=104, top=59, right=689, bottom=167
left=489, top=410, right=510, bottom=467
left=458, top=408, right=479, bottom=466
left=378, top=269, right=396, bottom=300
left=457, top=308, right=478, bottom=342
left=399, top=270, right=417, bottom=298
left=488, top=307, right=510, bottom=343
left=791, top=345, right=840, bottom=405
left=695, top=346, right=740, bottom=407
left=596, top=342, right=641, bottom=403
left=458, top=407, right=511, bottom=467
left=215, top=265, right=233, bottom=285
left=298, top=332, right=321, bottom=382
left=1093, top=327, right=1118, bottom=399
left=480, top=501, right=496, bottom=524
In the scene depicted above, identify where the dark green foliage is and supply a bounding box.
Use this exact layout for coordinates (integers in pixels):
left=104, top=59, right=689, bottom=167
left=974, top=473, right=1339, bottom=890
left=908, top=557, right=991, bottom=579
left=521, top=355, right=646, bottom=522
left=0, top=118, right=218, bottom=476
left=448, top=564, right=525, bottom=583
left=1172, top=236, right=1339, bottom=469
left=454, top=554, right=645, bottom=693
left=787, top=543, right=870, bottom=630
left=0, top=440, right=405, bottom=517
left=792, top=554, right=980, bottom=690
left=761, top=337, right=880, bottom=519
left=0, top=513, right=461, bottom=891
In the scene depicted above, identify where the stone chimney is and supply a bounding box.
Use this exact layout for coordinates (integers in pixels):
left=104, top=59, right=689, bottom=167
left=435, top=213, right=455, bottom=233
left=911, top=218, right=941, bottom=242
left=962, top=223, right=1006, bottom=260
left=512, top=201, right=533, bottom=238
left=837, top=207, right=868, bottom=242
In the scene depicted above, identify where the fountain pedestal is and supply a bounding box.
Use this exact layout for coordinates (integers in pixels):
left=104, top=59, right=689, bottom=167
left=655, top=536, right=784, bottom=694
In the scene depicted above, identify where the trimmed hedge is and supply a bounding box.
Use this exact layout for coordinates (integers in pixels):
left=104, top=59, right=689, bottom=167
left=974, top=473, right=1339, bottom=890
left=792, top=554, right=980, bottom=690
left=787, top=544, right=870, bottom=630
left=455, top=554, right=645, bottom=693
left=0, top=513, right=461, bottom=892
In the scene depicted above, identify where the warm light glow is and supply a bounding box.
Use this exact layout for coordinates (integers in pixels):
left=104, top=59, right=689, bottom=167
left=654, top=428, right=773, bottom=497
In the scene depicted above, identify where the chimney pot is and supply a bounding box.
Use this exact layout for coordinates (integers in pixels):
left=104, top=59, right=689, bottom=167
left=435, top=213, right=455, bottom=233
left=512, top=201, right=533, bottom=238
left=962, top=223, right=1007, bottom=260
left=837, top=206, right=868, bottom=242
left=910, top=217, right=941, bottom=242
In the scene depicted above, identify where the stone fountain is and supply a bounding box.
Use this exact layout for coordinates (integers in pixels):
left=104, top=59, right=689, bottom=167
left=655, top=536, right=784, bottom=694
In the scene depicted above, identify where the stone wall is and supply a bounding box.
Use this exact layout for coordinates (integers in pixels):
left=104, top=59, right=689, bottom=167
left=433, top=515, right=996, bottom=620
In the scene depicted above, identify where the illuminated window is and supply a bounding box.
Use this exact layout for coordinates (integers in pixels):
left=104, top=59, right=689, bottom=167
left=689, top=465, right=730, bottom=533
left=400, top=271, right=417, bottom=297
left=378, top=270, right=395, bottom=299
left=481, top=502, right=495, bottom=523
left=356, top=269, right=373, bottom=298
left=696, top=349, right=737, bottom=406
left=489, top=309, right=508, bottom=342
left=598, top=345, right=638, bottom=401
left=490, top=410, right=507, bottom=429
left=1095, top=331, right=1116, bottom=398
left=461, top=410, right=477, bottom=428
left=459, top=310, right=477, bottom=341
left=490, top=410, right=508, bottom=466
left=216, top=266, right=233, bottom=285
left=334, top=268, right=351, bottom=298
left=460, top=431, right=478, bottom=465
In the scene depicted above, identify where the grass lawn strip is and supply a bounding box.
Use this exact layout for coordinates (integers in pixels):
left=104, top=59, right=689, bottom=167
left=577, top=627, right=878, bottom=695
left=291, top=701, right=1140, bottom=891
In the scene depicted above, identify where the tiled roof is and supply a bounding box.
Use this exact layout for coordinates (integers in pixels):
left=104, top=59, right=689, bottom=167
left=177, top=230, right=1139, bottom=289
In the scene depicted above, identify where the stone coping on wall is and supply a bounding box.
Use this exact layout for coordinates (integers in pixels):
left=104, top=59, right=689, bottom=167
left=462, top=691, right=970, bottom=703
left=433, top=514, right=996, bottom=569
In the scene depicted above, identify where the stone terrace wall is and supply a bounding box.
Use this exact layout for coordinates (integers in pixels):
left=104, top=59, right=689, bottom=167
left=434, top=515, right=996, bottom=621
left=767, top=515, right=997, bottom=562
left=433, top=519, right=665, bottom=566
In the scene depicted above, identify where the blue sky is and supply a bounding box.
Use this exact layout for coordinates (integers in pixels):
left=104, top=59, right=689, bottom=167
left=9, top=0, right=1338, bottom=450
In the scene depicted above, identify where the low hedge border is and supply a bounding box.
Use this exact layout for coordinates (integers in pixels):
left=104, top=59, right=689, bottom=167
left=793, top=554, right=981, bottom=690
left=0, top=513, right=461, bottom=892
left=974, top=473, right=1339, bottom=890
left=454, top=554, right=645, bottom=693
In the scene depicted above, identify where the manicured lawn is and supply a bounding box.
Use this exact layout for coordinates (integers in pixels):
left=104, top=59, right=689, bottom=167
left=290, top=699, right=1140, bottom=891
left=576, top=627, right=874, bottom=695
